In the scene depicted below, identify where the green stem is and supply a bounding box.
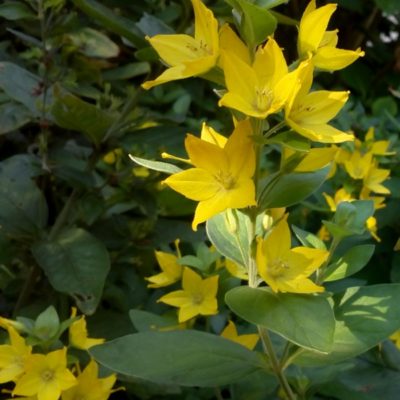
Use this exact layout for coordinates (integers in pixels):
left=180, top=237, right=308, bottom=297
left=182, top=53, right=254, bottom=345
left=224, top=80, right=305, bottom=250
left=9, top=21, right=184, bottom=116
left=258, top=327, right=297, bottom=400
left=264, top=120, right=286, bottom=138
left=316, top=236, right=340, bottom=285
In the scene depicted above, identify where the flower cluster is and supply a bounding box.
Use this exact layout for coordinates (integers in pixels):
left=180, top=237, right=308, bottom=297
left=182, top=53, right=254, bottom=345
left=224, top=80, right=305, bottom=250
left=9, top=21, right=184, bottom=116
left=139, top=0, right=365, bottom=297
left=0, top=310, right=117, bottom=400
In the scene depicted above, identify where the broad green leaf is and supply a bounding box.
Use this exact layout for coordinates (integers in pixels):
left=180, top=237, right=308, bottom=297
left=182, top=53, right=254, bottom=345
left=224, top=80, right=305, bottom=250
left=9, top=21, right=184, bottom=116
left=259, top=167, right=329, bottom=209
left=136, top=12, right=175, bottom=36
left=0, top=156, right=47, bottom=238
left=292, top=225, right=327, bottom=250
left=32, top=228, right=110, bottom=314
left=0, top=2, right=36, bottom=20
left=129, top=155, right=182, bottom=174
left=0, top=62, right=53, bottom=116
left=225, top=286, right=335, bottom=353
left=72, top=0, right=146, bottom=48
left=67, top=28, right=120, bottom=58
left=0, top=102, right=32, bottom=134
left=296, top=284, right=400, bottom=366
left=206, top=209, right=258, bottom=267
left=227, top=0, right=277, bottom=48
left=255, top=0, right=289, bottom=8
left=90, top=330, right=266, bottom=386
left=102, top=62, right=150, bottom=81
left=323, top=244, right=375, bottom=282
left=51, top=90, right=117, bottom=146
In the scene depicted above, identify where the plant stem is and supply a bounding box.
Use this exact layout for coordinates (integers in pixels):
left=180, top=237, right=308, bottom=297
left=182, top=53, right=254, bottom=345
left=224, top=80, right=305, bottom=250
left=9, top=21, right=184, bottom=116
left=264, top=120, right=286, bottom=138
left=316, top=236, right=340, bottom=285
left=258, top=327, right=297, bottom=400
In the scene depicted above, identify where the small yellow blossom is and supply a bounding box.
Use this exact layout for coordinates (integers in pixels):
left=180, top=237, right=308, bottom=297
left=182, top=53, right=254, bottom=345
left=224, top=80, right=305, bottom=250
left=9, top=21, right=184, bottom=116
left=146, top=240, right=183, bottom=288
left=256, top=216, right=328, bottom=293
left=219, top=38, right=307, bottom=118
left=361, top=127, right=395, bottom=156
left=285, top=63, right=353, bottom=143
left=298, top=0, right=364, bottom=71
left=69, top=308, right=105, bottom=350
left=142, top=0, right=219, bottom=89
left=13, top=348, right=76, bottom=400
left=221, top=321, right=259, bottom=350
left=390, top=330, right=400, bottom=349
left=344, top=151, right=373, bottom=180
left=363, top=162, right=390, bottom=195
left=284, top=146, right=337, bottom=172
left=317, top=225, right=331, bottom=241
left=366, top=216, right=380, bottom=242
left=323, top=188, right=354, bottom=212
left=158, top=267, right=218, bottom=322
left=62, top=360, right=117, bottom=400
left=103, top=148, right=122, bottom=165
left=0, top=326, right=32, bottom=383
left=163, top=120, right=256, bottom=230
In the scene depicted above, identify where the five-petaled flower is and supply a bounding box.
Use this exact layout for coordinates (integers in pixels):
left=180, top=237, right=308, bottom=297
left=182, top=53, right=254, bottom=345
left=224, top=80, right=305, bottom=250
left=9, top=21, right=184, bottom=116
left=158, top=267, right=219, bottom=322
left=298, top=0, right=364, bottom=70
left=163, top=119, right=256, bottom=230
left=142, top=0, right=219, bottom=89
left=256, top=216, right=328, bottom=293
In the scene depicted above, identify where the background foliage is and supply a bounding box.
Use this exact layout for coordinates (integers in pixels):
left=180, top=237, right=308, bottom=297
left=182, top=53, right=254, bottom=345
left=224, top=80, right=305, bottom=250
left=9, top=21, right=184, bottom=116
left=0, top=0, right=400, bottom=399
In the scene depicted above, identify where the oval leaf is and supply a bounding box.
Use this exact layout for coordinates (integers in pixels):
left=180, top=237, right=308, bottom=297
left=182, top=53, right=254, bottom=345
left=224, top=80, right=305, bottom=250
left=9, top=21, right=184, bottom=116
left=129, top=154, right=182, bottom=174
left=296, top=284, right=400, bottom=366
left=90, top=330, right=265, bottom=386
left=32, top=228, right=110, bottom=314
left=225, top=286, right=335, bottom=353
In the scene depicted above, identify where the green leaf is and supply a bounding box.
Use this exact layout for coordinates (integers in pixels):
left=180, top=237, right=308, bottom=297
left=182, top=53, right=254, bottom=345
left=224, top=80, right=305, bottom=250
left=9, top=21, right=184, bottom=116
left=0, top=102, right=32, bottom=134
left=129, top=155, right=182, bottom=174
left=259, top=167, right=329, bottom=209
left=90, top=330, right=266, bottom=386
left=374, top=0, right=400, bottom=12
left=72, top=0, right=146, bottom=48
left=102, top=62, right=150, bottom=81
left=0, top=62, right=53, bottom=116
left=225, top=286, right=335, bottom=353
left=33, top=306, right=60, bottom=341
left=206, top=209, right=256, bottom=267
left=323, top=244, right=375, bottom=282
left=227, top=0, right=277, bottom=48
left=32, top=228, right=110, bottom=314
left=266, top=131, right=310, bottom=152
left=0, top=156, right=47, bottom=238
left=51, top=89, right=117, bottom=146
left=296, top=284, right=400, bottom=366
left=292, top=225, right=327, bottom=250
left=67, top=28, right=120, bottom=58
left=0, top=2, right=36, bottom=20
left=129, top=310, right=180, bottom=332
left=372, top=96, right=398, bottom=117
left=255, top=0, right=289, bottom=8
left=324, top=201, right=374, bottom=239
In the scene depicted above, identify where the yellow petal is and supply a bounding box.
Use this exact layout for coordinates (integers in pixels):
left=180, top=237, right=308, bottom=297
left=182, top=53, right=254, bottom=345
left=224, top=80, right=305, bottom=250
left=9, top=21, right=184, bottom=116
left=320, top=30, right=338, bottom=47
left=158, top=290, right=191, bottom=307
left=192, top=0, right=218, bottom=52
left=291, top=90, right=349, bottom=125
left=264, top=216, right=291, bottom=263
left=198, top=297, right=218, bottom=316
left=313, top=46, right=365, bottom=71
left=142, top=65, right=188, bottom=90
left=276, top=277, right=324, bottom=293
left=164, top=168, right=220, bottom=201
left=178, top=304, right=200, bottom=322
left=155, top=251, right=182, bottom=277
left=200, top=122, right=227, bottom=147
left=219, top=24, right=250, bottom=66
left=295, top=147, right=337, bottom=172
left=298, top=3, right=337, bottom=56
left=185, top=134, right=229, bottom=173
left=182, top=267, right=203, bottom=293
left=290, top=247, right=329, bottom=276
left=201, top=275, right=219, bottom=299
left=287, top=119, right=354, bottom=143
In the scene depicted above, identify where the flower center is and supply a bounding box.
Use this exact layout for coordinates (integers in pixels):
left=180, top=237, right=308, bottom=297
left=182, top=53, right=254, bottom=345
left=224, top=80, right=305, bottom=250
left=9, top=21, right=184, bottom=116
left=192, top=293, right=204, bottom=305
left=214, top=170, right=236, bottom=190
left=186, top=40, right=212, bottom=56
left=41, top=369, right=55, bottom=383
left=268, top=259, right=289, bottom=278
left=254, top=87, right=273, bottom=112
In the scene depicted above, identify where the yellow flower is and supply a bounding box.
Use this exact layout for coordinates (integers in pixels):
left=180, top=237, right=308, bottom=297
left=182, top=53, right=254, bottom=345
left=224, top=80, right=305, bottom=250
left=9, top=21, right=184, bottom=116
left=360, top=188, right=386, bottom=210
left=363, top=127, right=395, bottom=156
left=317, top=225, right=331, bottom=242
left=142, top=0, right=219, bottom=89
left=285, top=63, right=353, bottom=143
left=146, top=239, right=183, bottom=288
left=158, top=267, right=218, bottom=323
left=256, top=216, right=328, bottom=293
left=323, top=188, right=354, bottom=212
left=163, top=120, right=256, bottom=230
left=62, top=360, right=117, bottom=400
left=219, top=38, right=307, bottom=118
left=390, top=330, right=400, bottom=349
left=69, top=308, right=105, bottom=350
left=298, top=0, right=364, bottom=71
left=103, top=148, right=122, bottom=165
left=366, top=216, right=380, bottom=242
left=344, top=150, right=372, bottom=180
left=221, top=321, right=259, bottom=350
left=363, top=162, right=390, bottom=195
left=13, top=348, right=76, bottom=400
left=0, top=326, right=32, bottom=383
